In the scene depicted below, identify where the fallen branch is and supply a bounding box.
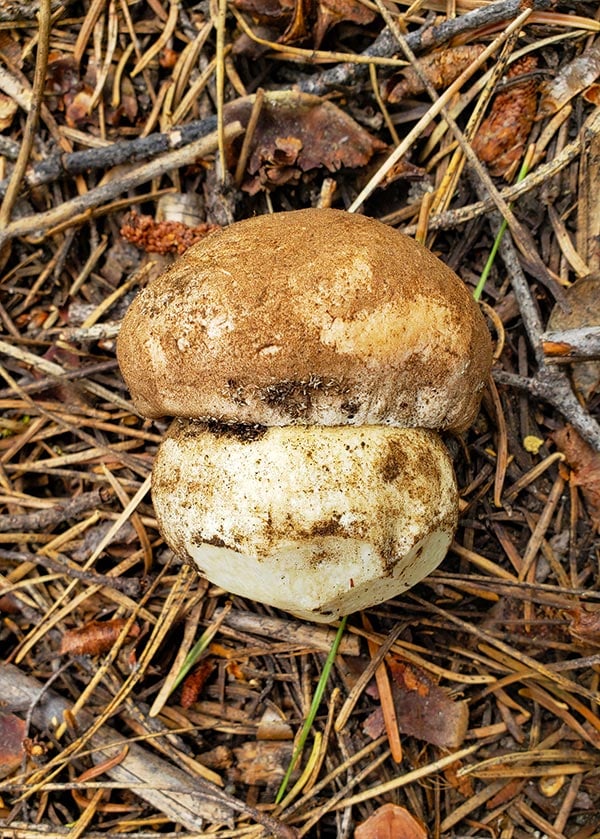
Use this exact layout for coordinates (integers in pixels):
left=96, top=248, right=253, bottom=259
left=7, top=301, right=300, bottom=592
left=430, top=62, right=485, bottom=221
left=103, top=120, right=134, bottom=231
left=0, top=122, right=243, bottom=246
left=492, top=236, right=600, bottom=451
left=542, top=326, right=600, bottom=359
left=298, top=0, right=554, bottom=95
left=0, top=488, right=112, bottom=533
left=0, top=116, right=217, bottom=200
left=0, top=664, right=298, bottom=837
left=0, top=663, right=232, bottom=829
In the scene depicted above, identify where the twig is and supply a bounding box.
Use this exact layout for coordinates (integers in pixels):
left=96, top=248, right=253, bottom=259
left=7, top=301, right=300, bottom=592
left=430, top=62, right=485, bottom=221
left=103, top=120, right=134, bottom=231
left=491, top=231, right=600, bottom=451
left=0, top=549, right=143, bottom=597
left=0, top=122, right=243, bottom=246
left=0, top=0, right=51, bottom=231
left=0, top=663, right=233, bottom=829
left=354, top=1, right=564, bottom=302
left=542, top=326, right=600, bottom=359
left=0, top=0, right=71, bottom=20
left=297, top=0, right=554, bottom=96
left=0, top=489, right=112, bottom=533
left=493, top=368, right=600, bottom=450
left=399, top=132, right=583, bottom=235
left=0, top=116, right=219, bottom=199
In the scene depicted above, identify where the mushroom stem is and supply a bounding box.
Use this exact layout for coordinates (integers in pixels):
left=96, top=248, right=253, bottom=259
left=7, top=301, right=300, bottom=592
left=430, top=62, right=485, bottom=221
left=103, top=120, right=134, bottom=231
left=152, top=422, right=458, bottom=622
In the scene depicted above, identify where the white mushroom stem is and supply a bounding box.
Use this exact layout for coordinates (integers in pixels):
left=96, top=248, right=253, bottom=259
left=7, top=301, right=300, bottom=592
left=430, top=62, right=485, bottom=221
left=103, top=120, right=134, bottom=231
left=152, top=422, right=458, bottom=622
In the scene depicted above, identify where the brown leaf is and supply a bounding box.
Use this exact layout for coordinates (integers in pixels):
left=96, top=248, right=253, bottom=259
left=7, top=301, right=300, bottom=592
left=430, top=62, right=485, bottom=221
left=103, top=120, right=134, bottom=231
left=234, top=0, right=293, bottom=28
left=538, top=41, right=600, bottom=118
left=224, top=91, right=386, bottom=192
left=472, top=56, right=538, bottom=179
left=0, top=714, right=26, bottom=780
left=314, top=0, right=375, bottom=48
left=443, top=759, right=475, bottom=798
left=567, top=607, right=600, bottom=647
left=583, top=83, right=600, bottom=105
left=547, top=275, right=600, bottom=401
left=64, top=86, right=94, bottom=128
left=373, top=658, right=469, bottom=749
left=384, top=45, right=485, bottom=103
left=232, top=740, right=295, bottom=786
left=279, top=0, right=312, bottom=44
left=355, top=803, right=428, bottom=839
left=59, top=619, right=140, bottom=657
left=0, top=93, right=17, bottom=130
left=234, top=0, right=373, bottom=47
left=552, top=425, right=600, bottom=529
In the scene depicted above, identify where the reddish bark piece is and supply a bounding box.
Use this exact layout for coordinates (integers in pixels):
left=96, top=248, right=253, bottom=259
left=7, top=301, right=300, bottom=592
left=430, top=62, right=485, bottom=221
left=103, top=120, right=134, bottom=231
left=355, top=803, right=427, bottom=839
left=0, top=714, right=26, bottom=779
left=364, top=658, right=468, bottom=749
left=59, top=619, right=140, bottom=656
left=121, top=212, right=219, bottom=255
left=383, top=45, right=485, bottom=103
left=224, top=91, right=386, bottom=193
left=180, top=660, right=216, bottom=709
left=472, top=56, right=538, bottom=179
left=552, top=425, right=600, bottom=530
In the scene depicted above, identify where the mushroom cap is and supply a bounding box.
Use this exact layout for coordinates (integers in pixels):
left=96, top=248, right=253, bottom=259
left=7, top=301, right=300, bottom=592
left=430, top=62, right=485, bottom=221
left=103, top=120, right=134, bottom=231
left=152, top=421, right=458, bottom=622
left=117, top=209, right=492, bottom=432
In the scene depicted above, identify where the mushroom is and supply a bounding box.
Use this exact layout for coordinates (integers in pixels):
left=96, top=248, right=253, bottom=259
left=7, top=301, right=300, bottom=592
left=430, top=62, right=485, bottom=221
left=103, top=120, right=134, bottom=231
left=117, top=209, right=492, bottom=622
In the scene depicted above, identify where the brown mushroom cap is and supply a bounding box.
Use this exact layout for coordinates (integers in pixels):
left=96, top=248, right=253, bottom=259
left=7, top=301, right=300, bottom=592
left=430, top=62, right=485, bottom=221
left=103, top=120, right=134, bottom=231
left=117, top=209, right=492, bottom=431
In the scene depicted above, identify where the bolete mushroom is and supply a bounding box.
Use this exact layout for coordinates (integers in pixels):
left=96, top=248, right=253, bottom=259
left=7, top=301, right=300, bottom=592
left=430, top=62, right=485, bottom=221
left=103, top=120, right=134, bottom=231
left=117, top=209, right=492, bottom=622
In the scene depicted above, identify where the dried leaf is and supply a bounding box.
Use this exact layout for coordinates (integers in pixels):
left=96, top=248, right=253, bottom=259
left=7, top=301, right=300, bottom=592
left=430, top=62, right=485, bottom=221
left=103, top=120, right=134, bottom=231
left=0, top=714, right=26, bottom=780
left=567, top=607, right=600, bottom=647
left=355, top=803, right=428, bottom=839
left=365, top=658, right=469, bottom=749
left=0, top=93, right=17, bottom=130
left=443, top=760, right=475, bottom=798
left=313, top=0, right=375, bottom=48
left=257, top=706, right=294, bottom=741
left=473, top=56, right=538, bottom=179
left=234, top=0, right=374, bottom=47
left=384, top=45, right=485, bottom=103
left=547, top=275, right=600, bottom=401
left=552, top=425, right=600, bottom=529
left=59, top=618, right=140, bottom=657
left=538, top=42, right=600, bottom=118
left=224, top=91, right=386, bottom=192
left=64, top=86, right=94, bottom=128
left=234, top=0, right=293, bottom=28
left=583, top=83, right=600, bottom=105
left=45, top=51, right=79, bottom=96
left=232, top=740, right=295, bottom=786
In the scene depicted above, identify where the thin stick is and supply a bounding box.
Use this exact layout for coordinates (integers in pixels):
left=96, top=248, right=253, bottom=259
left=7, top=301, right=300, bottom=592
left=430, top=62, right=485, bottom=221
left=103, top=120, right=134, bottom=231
left=348, top=11, right=530, bottom=213
left=0, top=0, right=51, bottom=230
left=0, top=123, right=243, bottom=247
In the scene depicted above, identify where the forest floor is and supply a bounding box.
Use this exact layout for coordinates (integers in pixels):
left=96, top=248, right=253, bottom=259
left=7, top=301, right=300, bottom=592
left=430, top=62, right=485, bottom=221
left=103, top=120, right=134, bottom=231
left=1, top=0, right=600, bottom=837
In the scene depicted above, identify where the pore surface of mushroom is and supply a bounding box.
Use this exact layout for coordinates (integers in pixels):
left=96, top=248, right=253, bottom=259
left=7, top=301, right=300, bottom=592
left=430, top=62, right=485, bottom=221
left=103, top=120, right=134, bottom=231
left=117, top=208, right=492, bottom=621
